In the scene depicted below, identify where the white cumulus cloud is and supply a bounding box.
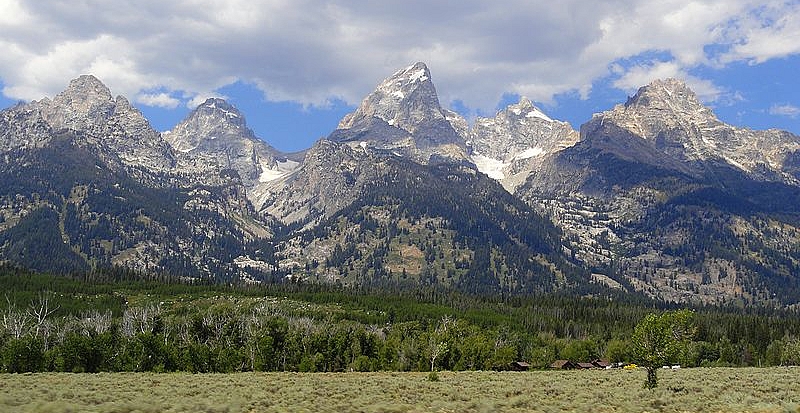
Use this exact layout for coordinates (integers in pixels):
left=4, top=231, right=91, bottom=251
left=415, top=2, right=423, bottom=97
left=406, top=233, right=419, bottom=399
left=719, top=1, right=800, bottom=64
left=135, top=92, right=180, bottom=109
left=0, top=0, right=797, bottom=114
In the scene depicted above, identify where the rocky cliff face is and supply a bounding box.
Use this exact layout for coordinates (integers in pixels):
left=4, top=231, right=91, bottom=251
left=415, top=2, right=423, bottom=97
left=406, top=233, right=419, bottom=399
left=257, top=63, right=477, bottom=229
left=258, top=139, right=388, bottom=228
left=34, top=75, right=176, bottom=174
left=581, top=79, right=800, bottom=184
left=0, top=76, right=275, bottom=280
left=514, top=78, right=800, bottom=305
left=2, top=67, right=800, bottom=306
left=330, top=62, right=468, bottom=164
left=163, top=97, right=301, bottom=208
left=468, top=97, right=578, bottom=191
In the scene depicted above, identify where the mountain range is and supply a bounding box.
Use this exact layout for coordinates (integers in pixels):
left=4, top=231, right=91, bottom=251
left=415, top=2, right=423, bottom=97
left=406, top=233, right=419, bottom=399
left=1, top=63, right=799, bottom=306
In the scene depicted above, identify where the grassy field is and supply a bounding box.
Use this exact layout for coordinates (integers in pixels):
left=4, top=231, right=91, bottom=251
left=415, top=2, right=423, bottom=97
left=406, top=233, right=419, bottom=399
left=0, top=368, right=798, bottom=412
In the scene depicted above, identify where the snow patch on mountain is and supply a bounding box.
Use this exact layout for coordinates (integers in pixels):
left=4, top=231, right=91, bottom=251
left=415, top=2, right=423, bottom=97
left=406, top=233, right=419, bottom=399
left=467, top=96, right=578, bottom=190
left=259, top=158, right=300, bottom=183
left=408, top=68, right=429, bottom=83
left=516, top=147, right=545, bottom=159
left=526, top=108, right=552, bottom=122
left=472, top=154, right=508, bottom=180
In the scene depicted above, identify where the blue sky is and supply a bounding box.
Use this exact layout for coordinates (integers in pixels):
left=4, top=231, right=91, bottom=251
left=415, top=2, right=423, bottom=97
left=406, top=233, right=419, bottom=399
left=1, top=1, right=799, bottom=153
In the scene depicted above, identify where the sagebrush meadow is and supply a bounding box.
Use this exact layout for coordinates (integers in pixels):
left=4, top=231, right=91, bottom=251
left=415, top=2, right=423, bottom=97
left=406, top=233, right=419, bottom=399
left=1, top=368, right=798, bottom=413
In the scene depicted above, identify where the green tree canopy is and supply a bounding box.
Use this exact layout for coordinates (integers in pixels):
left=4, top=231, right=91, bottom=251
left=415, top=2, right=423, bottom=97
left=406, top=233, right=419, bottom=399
left=632, top=309, right=695, bottom=389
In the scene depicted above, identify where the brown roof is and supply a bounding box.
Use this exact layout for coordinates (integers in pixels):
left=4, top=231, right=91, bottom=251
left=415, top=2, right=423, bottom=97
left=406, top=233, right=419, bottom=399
left=576, top=362, right=595, bottom=369
left=550, top=360, right=575, bottom=369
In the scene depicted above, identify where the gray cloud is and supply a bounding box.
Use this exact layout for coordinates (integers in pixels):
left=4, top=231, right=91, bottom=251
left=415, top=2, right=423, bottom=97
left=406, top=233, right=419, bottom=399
left=0, top=0, right=796, bottom=113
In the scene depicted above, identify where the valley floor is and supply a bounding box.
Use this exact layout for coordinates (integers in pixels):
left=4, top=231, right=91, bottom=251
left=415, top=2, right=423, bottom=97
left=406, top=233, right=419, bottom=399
left=0, top=367, right=797, bottom=412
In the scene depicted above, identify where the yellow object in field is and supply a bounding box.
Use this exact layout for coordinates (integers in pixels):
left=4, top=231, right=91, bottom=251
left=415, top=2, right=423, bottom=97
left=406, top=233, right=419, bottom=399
left=623, top=364, right=638, bottom=370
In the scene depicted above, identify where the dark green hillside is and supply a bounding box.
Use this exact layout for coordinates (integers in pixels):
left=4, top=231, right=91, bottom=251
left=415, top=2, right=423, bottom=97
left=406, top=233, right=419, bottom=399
left=280, top=158, right=582, bottom=294
left=522, top=130, right=800, bottom=306
left=0, top=134, right=270, bottom=278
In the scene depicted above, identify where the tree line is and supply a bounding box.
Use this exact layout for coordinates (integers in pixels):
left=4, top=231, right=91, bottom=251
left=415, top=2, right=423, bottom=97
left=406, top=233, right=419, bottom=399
left=1, top=267, right=800, bottom=373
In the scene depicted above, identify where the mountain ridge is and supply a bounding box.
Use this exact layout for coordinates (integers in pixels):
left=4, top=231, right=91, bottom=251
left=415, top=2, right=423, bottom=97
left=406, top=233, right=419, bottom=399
left=1, top=67, right=800, bottom=306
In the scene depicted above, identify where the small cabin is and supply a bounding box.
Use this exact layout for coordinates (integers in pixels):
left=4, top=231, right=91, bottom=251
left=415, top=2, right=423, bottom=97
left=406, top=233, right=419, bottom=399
left=550, top=359, right=576, bottom=369
left=509, top=361, right=531, bottom=371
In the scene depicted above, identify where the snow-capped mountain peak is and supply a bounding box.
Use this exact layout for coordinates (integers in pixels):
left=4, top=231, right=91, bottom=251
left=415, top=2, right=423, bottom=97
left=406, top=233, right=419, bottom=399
left=165, top=97, right=255, bottom=154
left=338, top=61, right=445, bottom=134
left=508, top=97, right=553, bottom=122
left=199, top=98, right=244, bottom=120
left=468, top=97, right=578, bottom=190
left=330, top=62, right=467, bottom=163
left=581, top=78, right=800, bottom=183
left=376, top=62, right=431, bottom=98
left=165, top=97, right=301, bottom=209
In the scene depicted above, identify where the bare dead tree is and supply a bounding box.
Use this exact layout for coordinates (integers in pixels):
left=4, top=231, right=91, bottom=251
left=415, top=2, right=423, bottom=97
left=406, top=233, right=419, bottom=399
left=28, top=292, right=59, bottom=336
left=427, top=335, right=447, bottom=372
left=80, top=309, right=113, bottom=336
left=53, top=316, right=80, bottom=347
left=38, top=319, right=57, bottom=351
left=437, top=315, right=455, bottom=335
left=287, top=316, right=316, bottom=335
left=2, top=295, right=31, bottom=339
left=122, top=303, right=162, bottom=337
left=174, top=316, right=192, bottom=346
left=202, top=310, right=230, bottom=345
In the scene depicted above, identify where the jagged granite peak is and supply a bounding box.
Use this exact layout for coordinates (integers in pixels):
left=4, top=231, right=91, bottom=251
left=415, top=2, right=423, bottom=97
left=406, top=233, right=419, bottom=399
left=582, top=78, right=800, bottom=183
left=515, top=77, right=800, bottom=305
left=165, top=97, right=301, bottom=208
left=4, top=72, right=800, bottom=304
left=166, top=97, right=255, bottom=153
left=331, top=62, right=467, bottom=163
left=1, top=75, right=176, bottom=173
left=625, top=78, right=708, bottom=113
left=39, top=74, right=115, bottom=130
left=468, top=96, right=578, bottom=191
left=0, top=76, right=277, bottom=279
left=195, top=97, right=247, bottom=127
left=338, top=62, right=441, bottom=132
left=63, top=74, right=112, bottom=99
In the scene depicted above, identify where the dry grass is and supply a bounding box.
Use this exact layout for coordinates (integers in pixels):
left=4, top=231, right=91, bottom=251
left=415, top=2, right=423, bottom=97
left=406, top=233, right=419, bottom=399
left=0, top=368, right=798, bottom=412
